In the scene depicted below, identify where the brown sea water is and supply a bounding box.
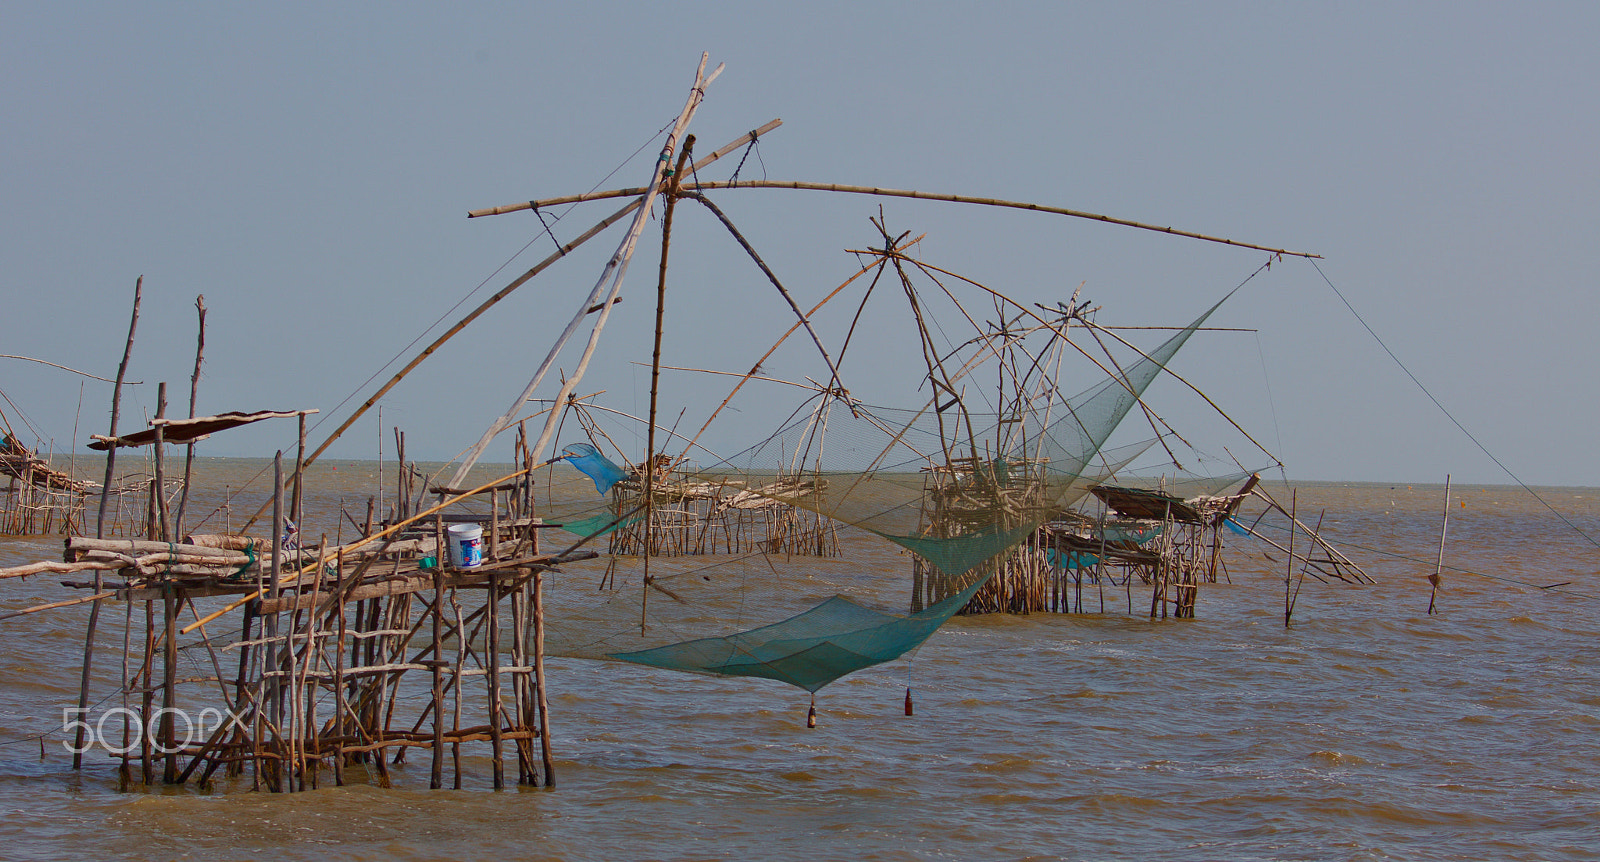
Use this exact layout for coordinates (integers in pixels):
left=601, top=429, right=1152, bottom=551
left=0, top=458, right=1596, bottom=860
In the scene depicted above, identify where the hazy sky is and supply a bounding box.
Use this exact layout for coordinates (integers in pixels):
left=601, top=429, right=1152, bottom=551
left=4, top=3, right=1597, bottom=486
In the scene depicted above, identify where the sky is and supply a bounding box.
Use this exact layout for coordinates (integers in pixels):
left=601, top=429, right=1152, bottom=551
left=3, top=2, right=1598, bottom=487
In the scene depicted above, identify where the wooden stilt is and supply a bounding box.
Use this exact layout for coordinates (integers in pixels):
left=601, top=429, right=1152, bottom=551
left=533, top=568, right=554, bottom=787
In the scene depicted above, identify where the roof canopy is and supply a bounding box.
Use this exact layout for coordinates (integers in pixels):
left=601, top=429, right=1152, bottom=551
left=87, top=410, right=313, bottom=451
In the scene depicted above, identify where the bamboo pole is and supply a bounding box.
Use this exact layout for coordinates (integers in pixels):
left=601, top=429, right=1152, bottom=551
left=152, top=383, right=170, bottom=541
left=534, top=567, right=554, bottom=787
left=175, top=295, right=206, bottom=537
left=429, top=558, right=445, bottom=789
left=0, top=354, right=139, bottom=384
left=140, top=597, right=154, bottom=784
left=502, top=178, right=1322, bottom=259
left=487, top=571, right=504, bottom=789
left=269, top=452, right=287, bottom=792
left=0, top=591, right=117, bottom=620
left=640, top=140, right=696, bottom=634
left=1430, top=475, right=1450, bottom=615
left=292, top=412, right=306, bottom=539
left=75, top=275, right=142, bottom=768
left=161, top=578, right=178, bottom=782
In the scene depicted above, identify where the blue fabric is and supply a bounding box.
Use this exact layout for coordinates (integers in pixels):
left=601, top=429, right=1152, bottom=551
left=1046, top=548, right=1099, bottom=570
left=563, top=443, right=627, bottom=495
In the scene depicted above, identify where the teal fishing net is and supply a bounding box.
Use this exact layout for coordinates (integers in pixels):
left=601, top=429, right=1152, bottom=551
left=526, top=293, right=1231, bottom=692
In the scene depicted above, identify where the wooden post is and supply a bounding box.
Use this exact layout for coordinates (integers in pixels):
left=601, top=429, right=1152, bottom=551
left=161, top=579, right=178, bottom=782
left=1284, top=491, right=1296, bottom=627
left=488, top=571, right=505, bottom=789
left=490, top=490, right=499, bottom=562
left=292, top=412, right=307, bottom=536
left=140, top=597, right=155, bottom=785
left=450, top=590, right=465, bottom=790
left=332, top=554, right=347, bottom=787
left=269, top=452, right=286, bottom=792
left=75, top=277, right=142, bottom=767
left=175, top=294, right=206, bottom=537
left=152, top=383, right=169, bottom=540
left=534, top=568, right=554, bottom=787
left=430, top=518, right=445, bottom=790
left=640, top=138, right=696, bottom=635
left=1430, top=475, right=1451, bottom=615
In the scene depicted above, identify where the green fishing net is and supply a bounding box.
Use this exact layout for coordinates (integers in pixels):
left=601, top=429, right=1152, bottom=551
left=526, top=293, right=1229, bottom=692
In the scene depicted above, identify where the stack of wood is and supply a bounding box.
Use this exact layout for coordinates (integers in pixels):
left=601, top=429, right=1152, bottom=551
left=0, top=534, right=438, bottom=590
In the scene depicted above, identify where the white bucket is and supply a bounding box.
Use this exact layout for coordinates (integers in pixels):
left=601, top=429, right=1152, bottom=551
left=447, top=523, right=484, bottom=569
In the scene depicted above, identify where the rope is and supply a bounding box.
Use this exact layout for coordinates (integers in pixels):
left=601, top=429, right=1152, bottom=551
left=727, top=132, right=762, bottom=187
left=1241, top=514, right=1598, bottom=599
left=533, top=205, right=563, bottom=256
left=1309, top=259, right=1600, bottom=551
left=231, top=540, right=257, bottom=579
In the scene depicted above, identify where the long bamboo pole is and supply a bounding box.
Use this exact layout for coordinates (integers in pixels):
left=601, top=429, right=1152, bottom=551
left=640, top=140, right=695, bottom=634
left=485, top=179, right=1320, bottom=259
left=0, top=354, right=139, bottom=384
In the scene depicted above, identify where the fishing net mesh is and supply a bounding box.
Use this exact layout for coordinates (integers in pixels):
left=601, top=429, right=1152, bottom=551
left=522, top=295, right=1226, bottom=691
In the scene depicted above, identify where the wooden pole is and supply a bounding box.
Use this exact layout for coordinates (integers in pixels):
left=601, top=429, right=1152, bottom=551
left=332, top=553, right=347, bottom=786
left=534, top=568, right=554, bottom=787
left=292, top=412, right=307, bottom=538
left=75, top=275, right=142, bottom=768
left=1430, top=475, right=1451, bottom=615
left=161, top=578, right=178, bottom=782
left=140, top=596, right=154, bottom=784
left=430, top=516, right=445, bottom=789
left=269, top=452, right=286, bottom=791
left=175, top=294, right=206, bottom=537
left=640, top=139, right=695, bottom=634
left=487, top=571, right=504, bottom=789
left=152, top=383, right=169, bottom=540
left=1284, top=490, right=1296, bottom=627
left=498, top=178, right=1322, bottom=260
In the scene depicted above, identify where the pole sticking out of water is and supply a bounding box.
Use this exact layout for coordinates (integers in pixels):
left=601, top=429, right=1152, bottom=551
left=1429, top=475, right=1451, bottom=616
left=1283, top=491, right=1295, bottom=626
left=75, top=275, right=143, bottom=768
